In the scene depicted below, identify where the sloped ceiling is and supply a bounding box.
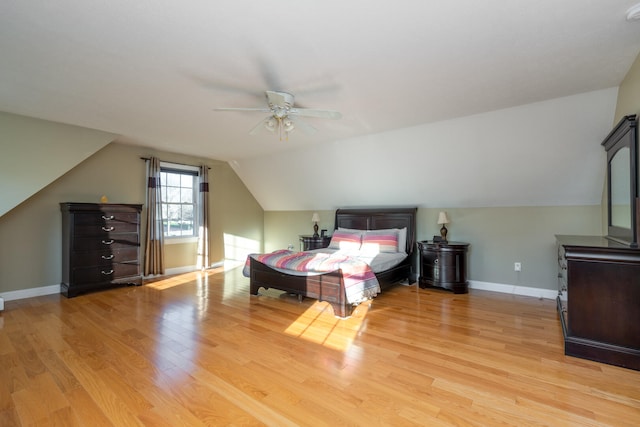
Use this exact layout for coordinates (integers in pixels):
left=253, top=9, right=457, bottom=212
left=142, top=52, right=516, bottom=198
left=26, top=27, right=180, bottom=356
left=236, top=88, right=618, bottom=210
left=1, top=1, right=639, bottom=210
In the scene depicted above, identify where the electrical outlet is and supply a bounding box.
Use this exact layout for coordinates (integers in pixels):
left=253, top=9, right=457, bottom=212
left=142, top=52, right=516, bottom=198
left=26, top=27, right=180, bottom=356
left=514, top=262, right=522, bottom=272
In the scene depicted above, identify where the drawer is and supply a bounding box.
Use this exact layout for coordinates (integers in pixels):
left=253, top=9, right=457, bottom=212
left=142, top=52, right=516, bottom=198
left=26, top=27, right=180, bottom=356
left=74, top=212, right=139, bottom=225
left=72, top=247, right=139, bottom=267
left=421, top=249, right=438, bottom=268
left=72, top=234, right=139, bottom=251
left=74, top=217, right=139, bottom=236
left=74, top=223, right=139, bottom=236
left=73, top=212, right=139, bottom=236
left=71, top=262, right=140, bottom=284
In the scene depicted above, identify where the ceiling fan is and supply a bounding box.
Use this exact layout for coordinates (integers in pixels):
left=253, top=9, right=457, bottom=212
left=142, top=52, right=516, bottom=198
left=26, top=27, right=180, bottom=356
left=215, top=90, right=342, bottom=140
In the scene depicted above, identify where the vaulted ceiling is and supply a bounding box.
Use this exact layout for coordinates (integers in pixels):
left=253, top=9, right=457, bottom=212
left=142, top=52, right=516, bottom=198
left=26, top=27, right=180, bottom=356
left=2, top=1, right=640, bottom=210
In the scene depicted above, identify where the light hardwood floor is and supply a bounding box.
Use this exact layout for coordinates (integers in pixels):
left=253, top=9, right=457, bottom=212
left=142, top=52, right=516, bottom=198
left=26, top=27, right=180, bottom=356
left=1, top=267, right=639, bottom=426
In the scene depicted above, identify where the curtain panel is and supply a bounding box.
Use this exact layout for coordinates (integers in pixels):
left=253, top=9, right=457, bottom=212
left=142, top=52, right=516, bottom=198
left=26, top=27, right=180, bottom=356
left=144, top=157, right=165, bottom=275
left=197, top=165, right=210, bottom=270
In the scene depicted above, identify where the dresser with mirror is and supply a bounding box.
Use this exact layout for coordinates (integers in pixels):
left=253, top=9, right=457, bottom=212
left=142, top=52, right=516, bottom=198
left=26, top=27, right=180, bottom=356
left=556, top=115, right=640, bottom=371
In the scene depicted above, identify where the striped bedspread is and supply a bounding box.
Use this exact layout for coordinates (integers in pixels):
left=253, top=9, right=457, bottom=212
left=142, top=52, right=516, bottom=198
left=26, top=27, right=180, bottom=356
left=244, top=250, right=381, bottom=304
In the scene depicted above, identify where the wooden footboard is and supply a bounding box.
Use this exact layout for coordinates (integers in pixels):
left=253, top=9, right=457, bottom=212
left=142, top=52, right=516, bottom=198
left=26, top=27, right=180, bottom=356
left=249, top=257, right=352, bottom=317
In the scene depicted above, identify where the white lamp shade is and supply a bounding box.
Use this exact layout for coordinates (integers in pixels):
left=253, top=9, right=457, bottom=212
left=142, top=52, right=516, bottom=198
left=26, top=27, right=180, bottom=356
left=311, top=213, right=320, bottom=222
left=437, top=211, right=450, bottom=225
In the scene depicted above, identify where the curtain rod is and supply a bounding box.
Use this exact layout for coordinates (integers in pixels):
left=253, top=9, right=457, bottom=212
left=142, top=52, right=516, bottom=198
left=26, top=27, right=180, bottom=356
left=140, top=157, right=210, bottom=170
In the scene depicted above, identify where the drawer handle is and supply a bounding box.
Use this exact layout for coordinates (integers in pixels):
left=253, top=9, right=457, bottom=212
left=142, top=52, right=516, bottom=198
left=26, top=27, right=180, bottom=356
left=102, top=215, right=115, bottom=220
left=102, top=254, right=114, bottom=260
left=101, top=269, right=114, bottom=275
left=102, top=226, right=115, bottom=232
left=102, top=239, right=114, bottom=245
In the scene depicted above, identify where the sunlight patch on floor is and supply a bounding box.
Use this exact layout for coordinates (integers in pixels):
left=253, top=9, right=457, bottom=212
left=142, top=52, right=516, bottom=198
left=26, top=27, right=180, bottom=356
left=145, top=266, right=226, bottom=290
left=284, top=300, right=371, bottom=351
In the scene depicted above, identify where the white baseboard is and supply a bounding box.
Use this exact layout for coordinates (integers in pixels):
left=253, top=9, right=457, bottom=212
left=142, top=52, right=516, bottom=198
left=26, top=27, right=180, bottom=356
left=143, top=260, right=232, bottom=280
left=468, top=280, right=558, bottom=300
left=165, top=265, right=198, bottom=276
left=0, top=284, right=61, bottom=302
left=0, top=296, right=4, bottom=311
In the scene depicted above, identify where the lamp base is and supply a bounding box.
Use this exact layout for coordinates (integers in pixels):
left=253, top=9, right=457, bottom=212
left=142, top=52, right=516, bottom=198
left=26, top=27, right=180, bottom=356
left=440, top=225, right=448, bottom=241
left=313, top=223, right=319, bottom=238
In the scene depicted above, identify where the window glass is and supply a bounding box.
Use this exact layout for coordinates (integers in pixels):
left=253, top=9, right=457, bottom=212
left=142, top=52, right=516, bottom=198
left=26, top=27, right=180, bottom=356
left=160, top=170, right=197, bottom=238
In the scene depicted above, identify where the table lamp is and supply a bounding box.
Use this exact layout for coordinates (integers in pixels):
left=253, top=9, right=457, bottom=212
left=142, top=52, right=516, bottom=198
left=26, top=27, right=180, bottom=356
left=437, top=211, right=450, bottom=241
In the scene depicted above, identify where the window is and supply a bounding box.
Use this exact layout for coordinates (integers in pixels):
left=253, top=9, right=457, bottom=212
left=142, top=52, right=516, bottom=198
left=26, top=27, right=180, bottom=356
left=160, top=167, right=198, bottom=238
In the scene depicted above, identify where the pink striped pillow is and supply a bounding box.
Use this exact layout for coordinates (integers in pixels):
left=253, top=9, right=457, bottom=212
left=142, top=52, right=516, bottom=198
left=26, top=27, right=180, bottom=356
left=328, top=230, right=362, bottom=250
left=361, top=230, right=399, bottom=253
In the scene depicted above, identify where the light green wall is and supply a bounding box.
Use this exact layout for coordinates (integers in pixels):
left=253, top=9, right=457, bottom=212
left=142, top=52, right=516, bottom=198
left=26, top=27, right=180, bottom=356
left=265, top=210, right=335, bottom=252
left=0, top=141, right=263, bottom=294
left=265, top=205, right=601, bottom=291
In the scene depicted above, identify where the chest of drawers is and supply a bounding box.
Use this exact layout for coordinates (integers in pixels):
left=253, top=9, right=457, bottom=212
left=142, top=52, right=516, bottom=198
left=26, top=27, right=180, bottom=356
left=60, top=203, right=143, bottom=297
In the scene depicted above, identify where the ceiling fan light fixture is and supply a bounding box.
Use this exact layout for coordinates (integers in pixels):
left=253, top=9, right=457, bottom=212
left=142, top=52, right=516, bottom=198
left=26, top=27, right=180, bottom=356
left=264, top=117, right=277, bottom=132
left=283, top=118, right=295, bottom=132
left=216, top=90, right=340, bottom=140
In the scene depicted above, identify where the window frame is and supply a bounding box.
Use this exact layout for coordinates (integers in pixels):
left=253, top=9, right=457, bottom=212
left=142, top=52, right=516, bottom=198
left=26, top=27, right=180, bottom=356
left=159, top=162, right=199, bottom=242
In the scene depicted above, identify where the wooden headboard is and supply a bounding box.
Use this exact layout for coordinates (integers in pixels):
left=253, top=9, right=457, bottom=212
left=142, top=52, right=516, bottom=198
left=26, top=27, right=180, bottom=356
left=334, top=207, right=418, bottom=255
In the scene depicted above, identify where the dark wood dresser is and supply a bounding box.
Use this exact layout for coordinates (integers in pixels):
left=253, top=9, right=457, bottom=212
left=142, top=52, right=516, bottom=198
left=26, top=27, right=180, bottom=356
left=556, top=235, right=640, bottom=370
left=418, top=240, right=469, bottom=293
left=60, top=203, right=143, bottom=297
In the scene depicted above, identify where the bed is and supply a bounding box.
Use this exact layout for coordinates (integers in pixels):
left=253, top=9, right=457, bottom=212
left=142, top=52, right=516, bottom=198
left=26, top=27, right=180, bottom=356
left=246, top=207, right=417, bottom=317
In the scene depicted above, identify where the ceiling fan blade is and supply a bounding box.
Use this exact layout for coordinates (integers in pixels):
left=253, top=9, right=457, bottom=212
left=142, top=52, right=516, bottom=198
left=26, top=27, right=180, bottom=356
left=289, top=108, right=342, bottom=120
left=214, top=107, right=271, bottom=113
left=288, top=116, right=317, bottom=135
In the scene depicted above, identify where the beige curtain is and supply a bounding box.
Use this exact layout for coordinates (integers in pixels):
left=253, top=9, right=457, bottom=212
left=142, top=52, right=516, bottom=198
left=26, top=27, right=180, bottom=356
left=144, top=157, right=165, bottom=275
left=197, top=165, right=210, bottom=270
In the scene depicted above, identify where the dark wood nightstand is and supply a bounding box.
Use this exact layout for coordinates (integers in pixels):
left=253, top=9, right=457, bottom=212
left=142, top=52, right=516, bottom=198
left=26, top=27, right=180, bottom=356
left=418, top=240, right=469, bottom=294
left=299, top=235, right=331, bottom=251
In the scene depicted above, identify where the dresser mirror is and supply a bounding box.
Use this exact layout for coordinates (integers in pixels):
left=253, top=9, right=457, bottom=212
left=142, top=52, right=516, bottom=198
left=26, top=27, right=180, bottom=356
left=610, top=146, right=631, bottom=228
left=602, top=114, right=638, bottom=247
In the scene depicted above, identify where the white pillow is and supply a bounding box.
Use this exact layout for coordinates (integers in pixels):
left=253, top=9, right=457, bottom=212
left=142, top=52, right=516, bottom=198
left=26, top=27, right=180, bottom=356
left=397, top=227, right=407, bottom=254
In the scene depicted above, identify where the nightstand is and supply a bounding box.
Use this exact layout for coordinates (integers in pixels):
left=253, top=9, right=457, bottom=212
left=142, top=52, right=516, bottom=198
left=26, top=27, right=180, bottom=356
left=418, top=240, right=469, bottom=294
left=299, top=235, right=331, bottom=251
